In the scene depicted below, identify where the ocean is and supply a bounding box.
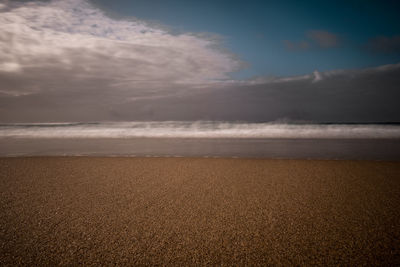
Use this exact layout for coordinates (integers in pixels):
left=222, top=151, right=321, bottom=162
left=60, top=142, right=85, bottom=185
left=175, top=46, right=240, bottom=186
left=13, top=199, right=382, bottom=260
left=1, top=121, right=400, bottom=160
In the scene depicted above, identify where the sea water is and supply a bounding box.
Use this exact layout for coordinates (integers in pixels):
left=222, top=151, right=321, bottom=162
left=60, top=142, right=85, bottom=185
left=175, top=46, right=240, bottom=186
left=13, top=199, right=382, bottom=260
left=1, top=121, right=400, bottom=160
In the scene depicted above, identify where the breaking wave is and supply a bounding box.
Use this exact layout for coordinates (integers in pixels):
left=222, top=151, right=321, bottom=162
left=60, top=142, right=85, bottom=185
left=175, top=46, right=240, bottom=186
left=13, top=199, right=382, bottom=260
left=0, top=121, right=400, bottom=139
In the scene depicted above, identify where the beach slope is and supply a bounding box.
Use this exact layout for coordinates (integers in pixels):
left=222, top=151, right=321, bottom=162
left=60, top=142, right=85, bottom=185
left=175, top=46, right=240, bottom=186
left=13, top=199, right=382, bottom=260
left=1, top=157, right=399, bottom=265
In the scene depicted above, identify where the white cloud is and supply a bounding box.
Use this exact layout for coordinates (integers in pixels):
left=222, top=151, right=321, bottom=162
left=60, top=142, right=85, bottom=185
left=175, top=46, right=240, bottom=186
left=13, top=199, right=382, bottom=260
left=245, top=74, right=312, bottom=85
left=0, top=0, right=241, bottom=95
left=312, top=70, right=322, bottom=82
left=0, top=62, right=21, bottom=72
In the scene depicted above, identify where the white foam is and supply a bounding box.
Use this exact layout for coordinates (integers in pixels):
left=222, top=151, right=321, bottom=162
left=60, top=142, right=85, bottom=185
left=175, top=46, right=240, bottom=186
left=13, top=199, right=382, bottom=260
left=0, top=121, right=399, bottom=139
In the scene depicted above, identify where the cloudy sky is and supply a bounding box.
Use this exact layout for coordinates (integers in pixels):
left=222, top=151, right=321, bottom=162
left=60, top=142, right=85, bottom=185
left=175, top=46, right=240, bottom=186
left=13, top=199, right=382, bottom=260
left=0, top=0, right=399, bottom=122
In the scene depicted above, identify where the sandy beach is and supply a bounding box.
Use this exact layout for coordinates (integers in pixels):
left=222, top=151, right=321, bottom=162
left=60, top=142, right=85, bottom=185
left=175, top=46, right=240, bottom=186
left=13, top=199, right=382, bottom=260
left=0, top=157, right=399, bottom=265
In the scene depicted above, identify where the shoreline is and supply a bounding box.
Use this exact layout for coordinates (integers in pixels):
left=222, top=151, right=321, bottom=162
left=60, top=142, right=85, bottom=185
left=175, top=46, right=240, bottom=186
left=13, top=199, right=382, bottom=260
left=2, top=138, right=400, bottom=160
left=1, top=155, right=400, bottom=162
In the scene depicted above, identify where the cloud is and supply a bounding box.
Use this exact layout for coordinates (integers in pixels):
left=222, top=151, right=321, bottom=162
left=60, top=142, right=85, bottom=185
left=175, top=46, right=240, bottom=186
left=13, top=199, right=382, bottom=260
left=1, top=62, right=400, bottom=123
left=306, top=30, right=340, bottom=48
left=283, top=40, right=310, bottom=51
left=312, top=70, right=322, bottom=82
left=0, top=62, right=21, bottom=72
left=245, top=73, right=312, bottom=85
left=366, top=35, right=400, bottom=54
left=248, top=63, right=400, bottom=84
left=284, top=30, right=340, bottom=51
left=0, top=0, right=241, bottom=96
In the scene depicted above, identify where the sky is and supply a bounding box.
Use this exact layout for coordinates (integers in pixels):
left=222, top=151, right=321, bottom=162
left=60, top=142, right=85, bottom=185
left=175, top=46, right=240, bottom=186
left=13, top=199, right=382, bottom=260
left=0, top=0, right=400, bottom=123
left=92, top=0, right=400, bottom=77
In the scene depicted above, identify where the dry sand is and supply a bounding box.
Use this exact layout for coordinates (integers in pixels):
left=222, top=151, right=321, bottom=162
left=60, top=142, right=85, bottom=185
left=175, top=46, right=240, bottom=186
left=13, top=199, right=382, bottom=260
left=0, top=157, right=399, bottom=266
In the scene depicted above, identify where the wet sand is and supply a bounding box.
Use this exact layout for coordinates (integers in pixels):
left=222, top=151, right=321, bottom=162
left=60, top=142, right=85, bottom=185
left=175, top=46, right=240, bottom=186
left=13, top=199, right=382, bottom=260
left=0, top=157, right=399, bottom=265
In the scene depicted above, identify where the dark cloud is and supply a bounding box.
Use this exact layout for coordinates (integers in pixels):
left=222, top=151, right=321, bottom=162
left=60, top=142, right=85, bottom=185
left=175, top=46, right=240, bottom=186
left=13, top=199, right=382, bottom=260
left=1, top=63, right=400, bottom=123
left=366, top=35, right=400, bottom=54
left=284, top=30, right=340, bottom=51
left=306, top=30, right=340, bottom=48
left=283, top=40, right=310, bottom=51
left=117, top=63, right=399, bottom=123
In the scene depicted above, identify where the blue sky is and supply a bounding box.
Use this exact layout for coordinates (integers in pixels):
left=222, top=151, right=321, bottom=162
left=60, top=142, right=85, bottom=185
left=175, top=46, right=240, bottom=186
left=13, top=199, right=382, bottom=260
left=92, top=0, right=400, bottom=78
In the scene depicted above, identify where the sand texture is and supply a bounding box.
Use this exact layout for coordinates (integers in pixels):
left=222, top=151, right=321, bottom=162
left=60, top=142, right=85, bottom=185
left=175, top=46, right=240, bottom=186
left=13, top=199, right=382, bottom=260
left=0, top=157, right=399, bottom=266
